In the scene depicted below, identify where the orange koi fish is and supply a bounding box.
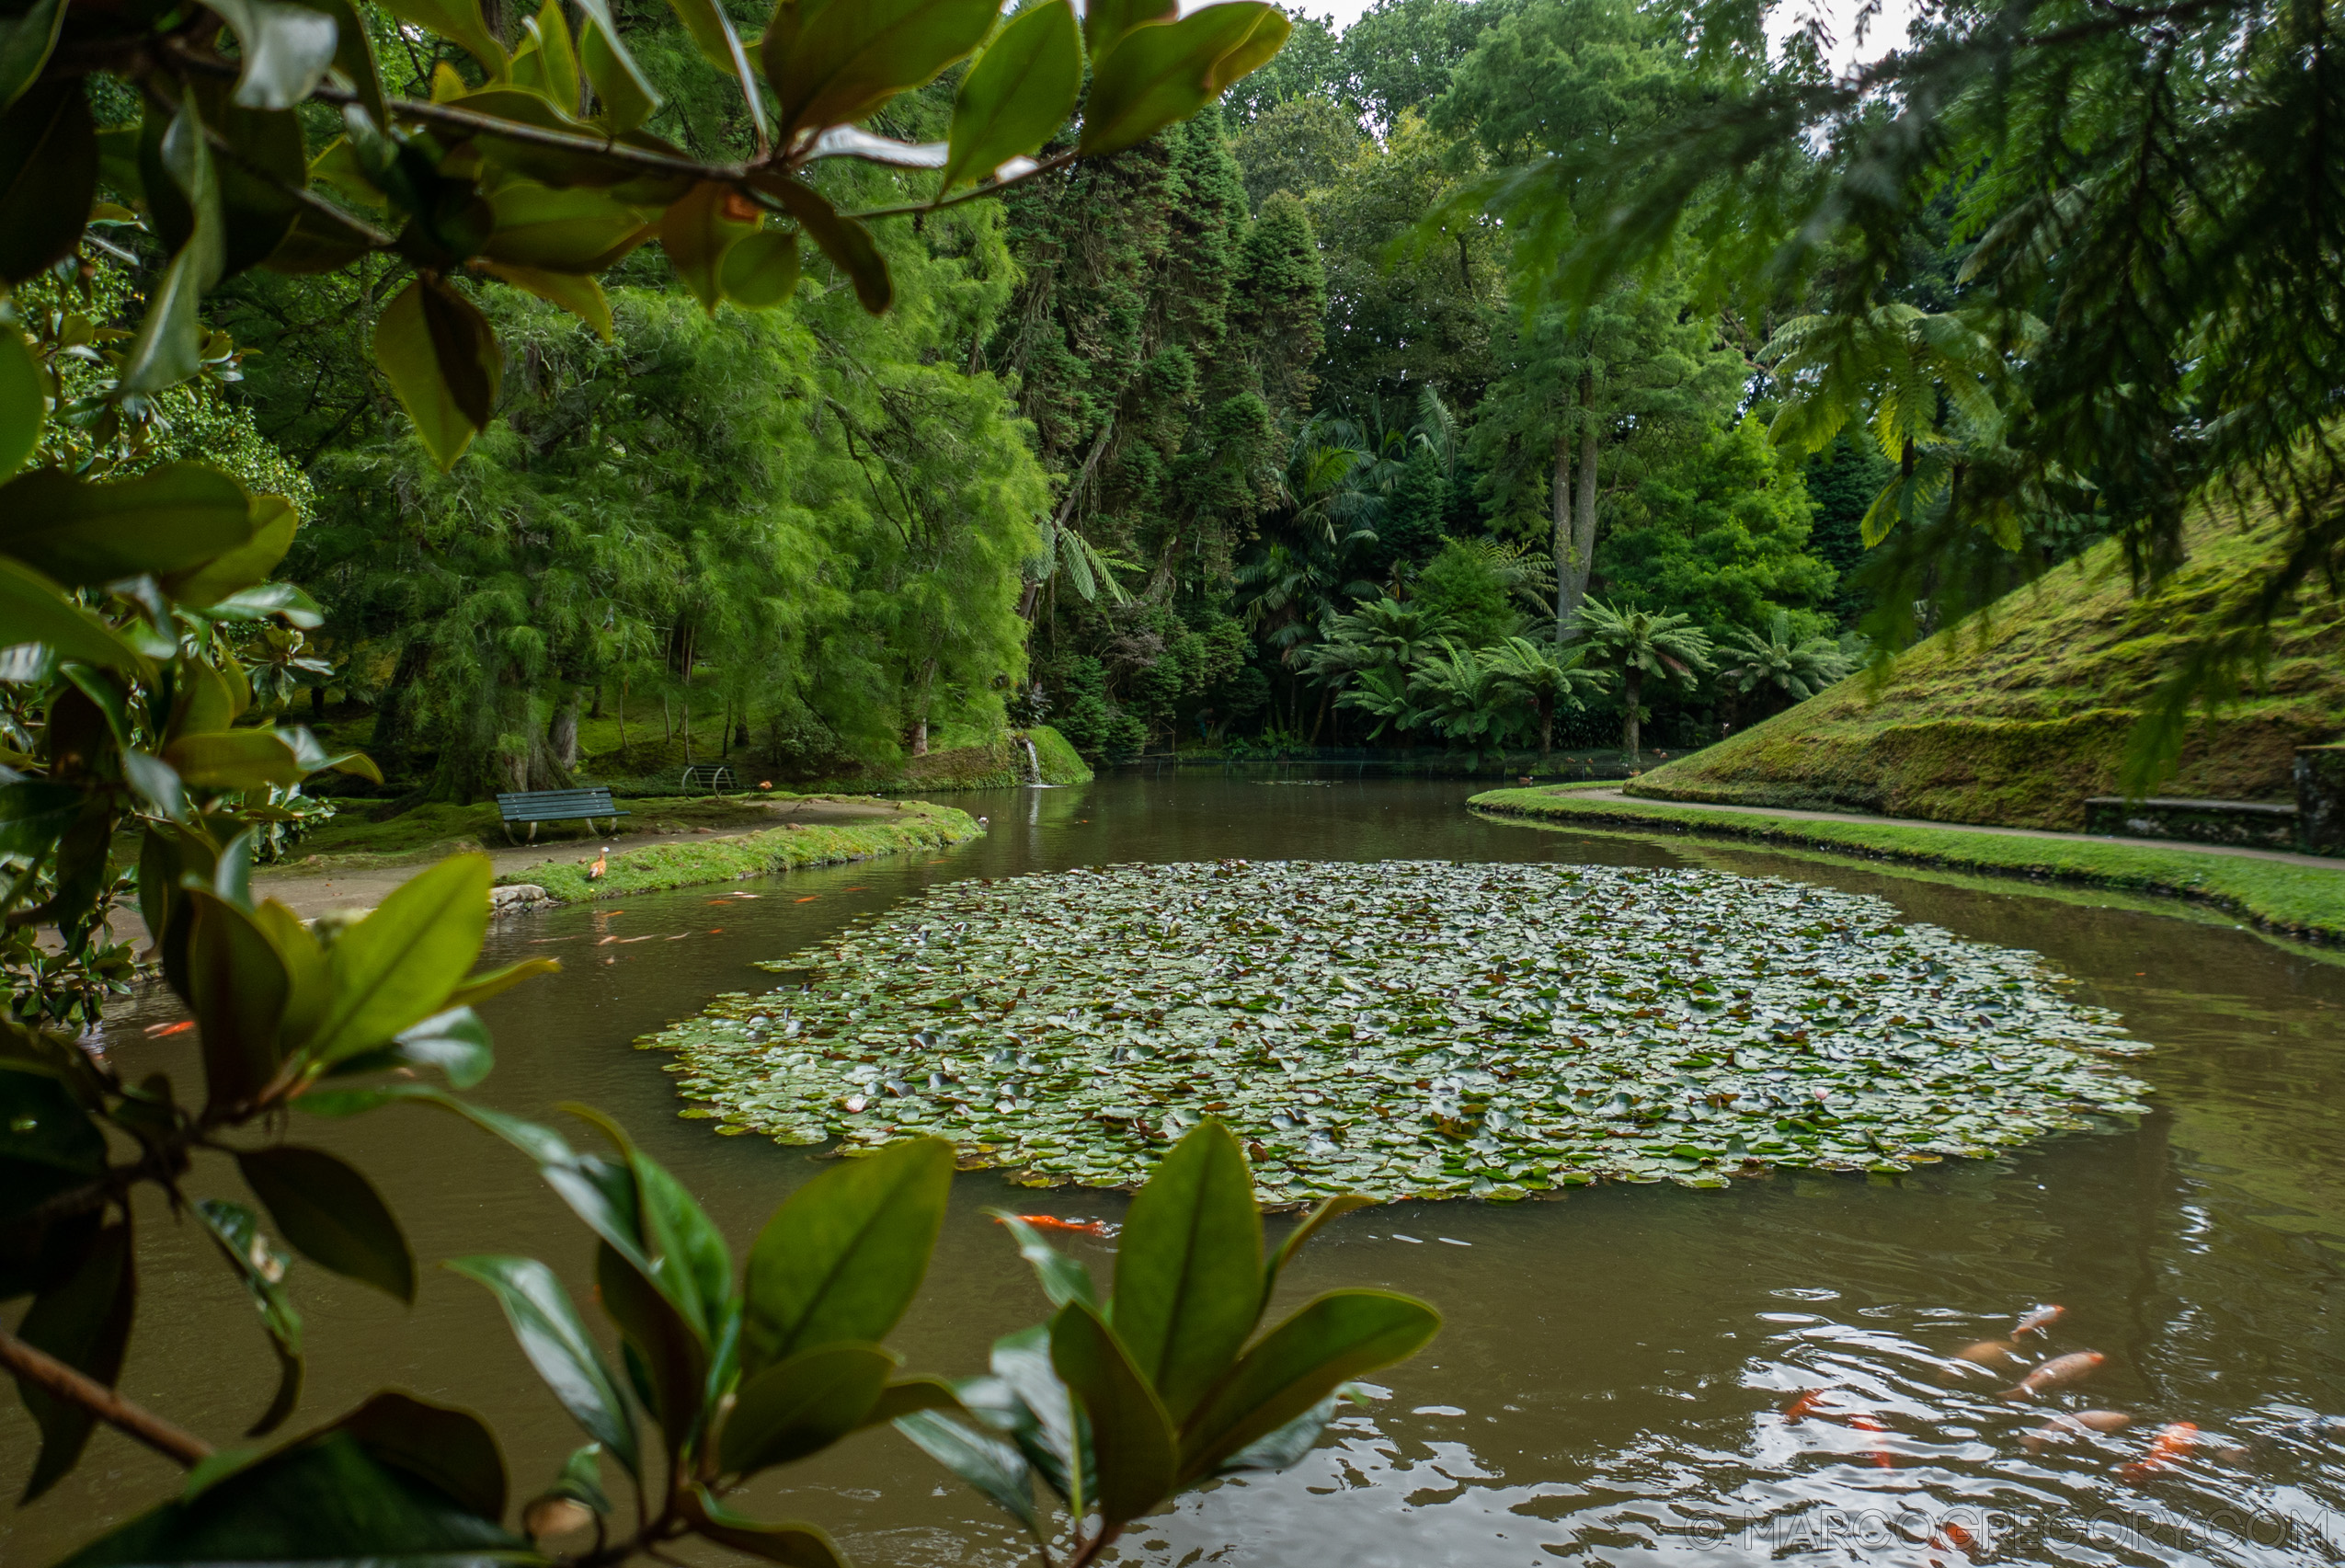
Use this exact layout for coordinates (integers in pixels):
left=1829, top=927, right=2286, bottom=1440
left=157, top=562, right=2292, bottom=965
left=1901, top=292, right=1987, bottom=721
left=1847, top=1413, right=1894, bottom=1469
left=1947, top=1340, right=2021, bottom=1379
left=1001, top=1214, right=1113, bottom=1237
left=1782, top=1389, right=1831, bottom=1423
left=143, top=1020, right=194, bottom=1037
left=2117, top=1422, right=2198, bottom=1482
left=2002, top=1350, right=2105, bottom=1399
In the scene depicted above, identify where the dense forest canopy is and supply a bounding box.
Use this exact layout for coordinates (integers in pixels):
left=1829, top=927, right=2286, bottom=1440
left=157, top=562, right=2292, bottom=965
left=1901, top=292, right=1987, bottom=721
left=21, top=0, right=2333, bottom=794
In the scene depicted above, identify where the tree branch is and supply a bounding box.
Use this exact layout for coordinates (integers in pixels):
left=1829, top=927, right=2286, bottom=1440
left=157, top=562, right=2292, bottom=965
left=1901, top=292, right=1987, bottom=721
left=0, top=1328, right=212, bottom=1469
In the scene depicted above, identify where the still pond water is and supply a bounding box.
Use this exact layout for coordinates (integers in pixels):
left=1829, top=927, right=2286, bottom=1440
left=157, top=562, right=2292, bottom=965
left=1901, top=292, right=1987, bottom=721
left=9, top=774, right=2345, bottom=1566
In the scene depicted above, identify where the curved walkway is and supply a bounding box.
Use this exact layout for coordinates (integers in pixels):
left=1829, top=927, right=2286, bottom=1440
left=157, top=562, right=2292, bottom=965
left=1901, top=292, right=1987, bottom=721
left=1568, top=788, right=2340, bottom=871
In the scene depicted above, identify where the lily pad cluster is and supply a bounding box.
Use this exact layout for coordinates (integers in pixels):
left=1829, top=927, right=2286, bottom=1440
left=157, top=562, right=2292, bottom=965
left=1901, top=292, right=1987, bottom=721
left=641, top=861, right=2148, bottom=1205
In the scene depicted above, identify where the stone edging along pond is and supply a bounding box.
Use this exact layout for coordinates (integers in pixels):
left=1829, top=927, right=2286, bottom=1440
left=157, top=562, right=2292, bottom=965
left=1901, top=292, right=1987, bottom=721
left=494, top=802, right=983, bottom=907
left=1470, top=784, right=2345, bottom=945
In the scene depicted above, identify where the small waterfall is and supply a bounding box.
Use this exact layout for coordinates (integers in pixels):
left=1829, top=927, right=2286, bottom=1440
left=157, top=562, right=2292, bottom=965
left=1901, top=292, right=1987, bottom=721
left=1016, top=733, right=1042, bottom=784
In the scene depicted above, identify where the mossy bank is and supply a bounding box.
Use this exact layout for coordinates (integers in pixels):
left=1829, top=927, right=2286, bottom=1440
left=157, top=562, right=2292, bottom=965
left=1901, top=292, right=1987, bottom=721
left=507, top=803, right=983, bottom=904
left=1631, top=513, right=2345, bottom=830
left=1470, top=784, right=2345, bottom=944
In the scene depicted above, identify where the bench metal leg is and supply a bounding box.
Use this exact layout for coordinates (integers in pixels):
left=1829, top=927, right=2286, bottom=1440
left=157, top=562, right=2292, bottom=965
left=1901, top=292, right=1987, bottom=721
left=526, top=821, right=539, bottom=843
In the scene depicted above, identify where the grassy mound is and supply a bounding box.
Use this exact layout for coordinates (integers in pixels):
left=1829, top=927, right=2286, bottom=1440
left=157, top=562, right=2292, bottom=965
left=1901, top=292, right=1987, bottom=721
left=1633, top=516, right=2345, bottom=829
left=1472, top=784, right=2345, bottom=944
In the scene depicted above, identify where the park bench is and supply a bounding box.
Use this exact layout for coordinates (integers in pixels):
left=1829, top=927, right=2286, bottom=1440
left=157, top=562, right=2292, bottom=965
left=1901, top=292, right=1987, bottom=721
left=496, top=785, right=629, bottom=843
left=680, top=763, right=735, bottom=794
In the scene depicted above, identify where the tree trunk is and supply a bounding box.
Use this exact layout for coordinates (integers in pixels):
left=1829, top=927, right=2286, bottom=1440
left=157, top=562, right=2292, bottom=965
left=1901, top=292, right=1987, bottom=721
left=909, top=658, right=936, bottom=756
left=681, top=680, right=691, bottom=763
left=1539, top=696, right=1554, bottom=758
left=1563, top=368, right=1600, bottom=629
left=1550, top=428, right=1574, bottom=638
left=369, top=642, right=433, bottom=777
left=618, top=679, right=629, bottom=758
left=1622, top=665, right=1642, bottom=761
left=589, top=684, right=603, bottom=719
left=662, top=693, right=672, bottom=743
left=1307, top=685, right=1332, bottom=745
left=548, top=686, right=580, bottom=771
left=309, top=684, right=327, bottom=721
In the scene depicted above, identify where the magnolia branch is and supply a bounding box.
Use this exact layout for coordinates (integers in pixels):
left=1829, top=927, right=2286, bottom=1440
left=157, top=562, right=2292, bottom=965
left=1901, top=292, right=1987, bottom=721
left=158, top=41, right=1082, bottom=225
left=0, top=1328, right=212, bottom=1469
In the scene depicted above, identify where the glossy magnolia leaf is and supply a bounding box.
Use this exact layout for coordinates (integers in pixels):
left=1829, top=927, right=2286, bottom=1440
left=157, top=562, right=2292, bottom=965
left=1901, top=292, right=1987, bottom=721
left=0, top=79, right=95, bottom=284
left=543, top=1441, right=612, bottom=1514
left=682, top=1487, right=845, bottom=1567
left=1263, top=1192, right=1374, bottom=1311
left=1217, top=1386, right=1349, bottom=1473
left=0, top=557, right=149, bottom=671
left=1050, top=1299, right=1176, bottom=1531
left=893, top=1410, right=1043, bottom=1540
left=0, top=323, right=40, bottom=476
left=562, top=1105, right=733, bottom=1333
left=763, top=0, right=995, bottom=136
left=15, top=1222, right=134, bottom=1502
left=380, top=1004, right=496, bottom=1088
left=484, top=181, right=650, bottom=272
left=335, top=1391, right=509, bottom=1524
left=859, top=1374, right=960, bottom=1428
left=0, top=0, right=65, bottom=113
left=120, top=98, right=223, bottom=395
left=236, top=1145, right=416, bottom=1302
left=720, top=231, right=798, bottom=309
left=187, top=889, right=292, bottom=1108
left=742, top=1135, right=951, bottom=1375
left=374, top=274, right=502, bottom=471
left=442, top=956, right=561, bottom=1012
left=0, top=463, right=254, bottom=587
left=51, top=1426, right=527, bottom=1564
left=942, top=0, right=1080, bottom=191
left=146, top=80, right=306, bottom=281
left=1082, top=0, right=1174, bottom=62
left=753, top=177, right=890, bottom=313
left=982, top=1323, right=1083, bottom=1506
left=307, top=853, right=492, bottom=1065
left=665, top=0, right=767, bottom=140
left=294, top=0, right=386, bottom=128
left=1113, top=1120, right=1262, bottom=1421
left=510, top=0, right=582, bottom=114
left=376, top=0, right=508, bottom=74
left=574, top=0, right=661, bottom=132
left=208, top=0, right=339, bottom=111
left=250, top=898, right=331, bottom=1060
left=261, top=201, right=378, bottom=275
left=160, top=493, right=301, bottom=610
left=989, top=1210, right=1099, bottom=1311
left=594, top=1238, right=708, bottom=1451
left=1078, top=2, right=1288, bottom=156
left=0, top=780, right=80, bottom=864
left=446, top=1254, right=640, bottom=1476
left=658, top=181, right=755, bottom=315
left=1176, top=1288, right=1438, bottom=1482
left=194, top=1198, right=305, bottom=1436
left=161, top=727, right=304, bottom=788
left=718, top=1340, right=893, bottom=1475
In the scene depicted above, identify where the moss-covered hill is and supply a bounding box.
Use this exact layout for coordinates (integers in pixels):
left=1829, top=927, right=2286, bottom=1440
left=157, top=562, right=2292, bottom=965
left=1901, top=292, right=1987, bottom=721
left=1634, top=516, right=2345, bottom=830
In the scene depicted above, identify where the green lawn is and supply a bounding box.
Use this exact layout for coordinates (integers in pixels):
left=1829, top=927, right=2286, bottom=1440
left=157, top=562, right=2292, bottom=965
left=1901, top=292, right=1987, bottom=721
left=1471, top=783, right=2345, bottom=944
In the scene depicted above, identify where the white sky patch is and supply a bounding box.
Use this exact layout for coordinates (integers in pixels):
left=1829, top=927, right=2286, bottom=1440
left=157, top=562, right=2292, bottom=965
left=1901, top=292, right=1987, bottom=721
left=1193, top=0, right=1920, bottom=75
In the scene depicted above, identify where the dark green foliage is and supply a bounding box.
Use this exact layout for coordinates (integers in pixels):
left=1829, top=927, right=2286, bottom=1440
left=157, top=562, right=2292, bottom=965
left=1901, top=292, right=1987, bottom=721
left=1803, top=432, right=1893, bottom=630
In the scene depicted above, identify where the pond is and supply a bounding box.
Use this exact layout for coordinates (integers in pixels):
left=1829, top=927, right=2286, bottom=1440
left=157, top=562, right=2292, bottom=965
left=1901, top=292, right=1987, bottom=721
left=9, top=774, right=2345, bottom=1567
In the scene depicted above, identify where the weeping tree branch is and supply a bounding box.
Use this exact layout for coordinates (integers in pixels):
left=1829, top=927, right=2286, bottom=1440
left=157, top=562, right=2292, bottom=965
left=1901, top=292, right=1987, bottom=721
left=0, top=1328, right=213, bottom=1469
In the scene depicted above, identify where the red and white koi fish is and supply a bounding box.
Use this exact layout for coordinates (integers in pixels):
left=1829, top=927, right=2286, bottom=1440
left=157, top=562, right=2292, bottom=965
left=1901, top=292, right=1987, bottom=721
left=2001, top=1350, right=2105, bottom=1399
left=1001, top=1214, right=1115, bottom=1238
left=2021, top=1409, right=2133, bottom=1452
left=2014, top=1303, right=2065, bottom=1337
left=2118, top=1421, right=2199, bottom=1482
